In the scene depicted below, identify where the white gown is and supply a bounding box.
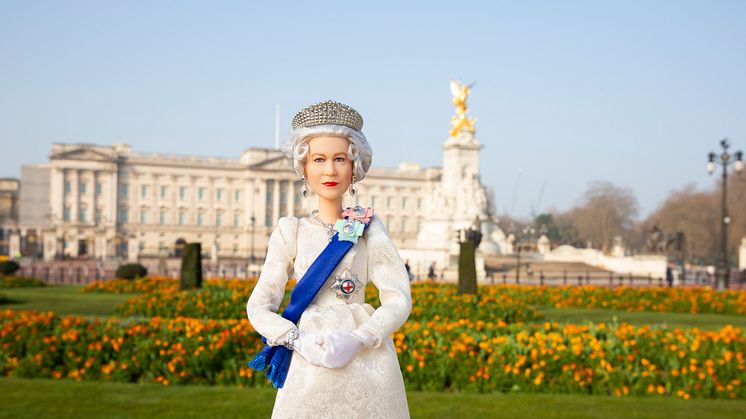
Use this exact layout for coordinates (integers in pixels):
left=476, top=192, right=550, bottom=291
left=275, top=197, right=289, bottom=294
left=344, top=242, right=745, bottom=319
left=246, top=214, right=412, bottom=419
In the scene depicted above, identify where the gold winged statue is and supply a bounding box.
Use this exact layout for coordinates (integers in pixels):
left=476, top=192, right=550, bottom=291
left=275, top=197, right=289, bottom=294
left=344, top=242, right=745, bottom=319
left=449, top=80, right=477, bottom=137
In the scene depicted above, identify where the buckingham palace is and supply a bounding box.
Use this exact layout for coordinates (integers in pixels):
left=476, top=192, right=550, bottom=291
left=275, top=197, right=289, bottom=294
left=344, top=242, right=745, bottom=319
left=20, top=142, right=443, bottom=266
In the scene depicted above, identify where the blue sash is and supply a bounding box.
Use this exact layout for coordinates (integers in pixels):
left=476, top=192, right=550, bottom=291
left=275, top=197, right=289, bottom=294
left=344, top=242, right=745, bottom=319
left=248, top=216, right=371, bottom=388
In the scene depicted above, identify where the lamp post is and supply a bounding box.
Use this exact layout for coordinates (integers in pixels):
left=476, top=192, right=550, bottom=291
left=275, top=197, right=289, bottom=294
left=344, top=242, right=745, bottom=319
left=510, top=223, right=536, bottom=283
left=250, top=215, right=256, bottom=267
left=707, top=138, right=743, bottom=290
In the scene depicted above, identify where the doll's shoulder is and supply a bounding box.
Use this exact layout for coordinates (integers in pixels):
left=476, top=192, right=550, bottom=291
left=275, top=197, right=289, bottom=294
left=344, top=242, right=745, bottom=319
left=364, top=213, right=390, bottom=244
left=274, top=216, right=299, bottom=243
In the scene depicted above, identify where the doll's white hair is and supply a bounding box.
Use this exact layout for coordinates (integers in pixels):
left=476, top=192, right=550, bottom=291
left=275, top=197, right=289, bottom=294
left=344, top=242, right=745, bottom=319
left=282, top=124, right=373, bottom=181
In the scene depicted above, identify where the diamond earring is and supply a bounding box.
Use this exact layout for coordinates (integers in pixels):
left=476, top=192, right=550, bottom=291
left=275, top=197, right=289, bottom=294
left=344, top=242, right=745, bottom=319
left=300, top=176, right=309, bottom=199
left=348, top=176, right=357, bottom=197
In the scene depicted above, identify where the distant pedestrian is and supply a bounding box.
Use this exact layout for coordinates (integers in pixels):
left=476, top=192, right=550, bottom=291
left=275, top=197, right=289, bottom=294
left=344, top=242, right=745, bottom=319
left=427, top=262, right=436, bottom=281
left=404, top=259, right=414, bottom=282
left=666, top=264, right=674, bottom=287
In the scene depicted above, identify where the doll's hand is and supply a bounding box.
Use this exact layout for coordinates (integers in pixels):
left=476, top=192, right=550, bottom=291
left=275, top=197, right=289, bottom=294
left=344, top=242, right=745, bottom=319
left=318, top=331, right=365, bottom=369
left=293, top=330, right=327, bottom=367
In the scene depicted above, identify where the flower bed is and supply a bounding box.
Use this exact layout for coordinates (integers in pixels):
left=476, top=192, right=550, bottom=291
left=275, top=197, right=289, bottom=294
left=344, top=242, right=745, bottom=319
left=1, top=309, right=743, bottom=399
left=485, top=285, right=746, bottom=315
left=114, top=281, right=541, bottom=324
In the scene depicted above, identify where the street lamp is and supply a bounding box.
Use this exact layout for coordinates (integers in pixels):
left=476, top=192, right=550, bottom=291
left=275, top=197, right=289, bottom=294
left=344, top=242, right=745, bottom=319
left=509, top=222, right=536, bottom=283
left=707, top=138, right=743, bottom=290
left=250, top=215, right=256, bottom=266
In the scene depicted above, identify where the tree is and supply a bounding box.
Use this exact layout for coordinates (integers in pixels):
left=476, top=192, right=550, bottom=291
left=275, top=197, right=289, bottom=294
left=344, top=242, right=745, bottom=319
left=564, top=181, right=639, bottom=251
left=644, top=184, right=718, bottom=263
left=726, top=174, right=746, bottom=263
left=533, top=213, right=561, bottom=242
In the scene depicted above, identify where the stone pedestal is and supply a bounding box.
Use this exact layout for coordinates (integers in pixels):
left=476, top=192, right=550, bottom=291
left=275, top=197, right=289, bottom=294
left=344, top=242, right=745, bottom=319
left=407, top=130, right=503, bottom=283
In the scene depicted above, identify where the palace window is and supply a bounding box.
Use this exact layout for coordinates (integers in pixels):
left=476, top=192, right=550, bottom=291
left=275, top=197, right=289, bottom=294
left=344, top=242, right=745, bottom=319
left=160, top=186, right=168, bottom=199
left=63, top=207, right=71, bottom=221
left=234, top=189, right=241, bottom=202
left=120, top=184, right=128, bottom=197
left=160, top=209, right=167, bottom=225
left=198, top=187, right=206, bottom=201
left=217, top=189, right=223, bottom=202
left=197, top=212, right=204, bottom=226
left=119, top=207, right=128, bottom=223
left=79, top=182, right=87, bottom=194
left=140, top=209, right=148, bottom=224
left=180, top=186, right=187, bottom=200
left=95, top=182, right=102, bottom=195
left=141, top=185, right=149, bottom=198
left=216, top=212, right=223, bottom=226
left=64, top=181, right=71, bottom=194
left=179, top=209, right=186, bottom=225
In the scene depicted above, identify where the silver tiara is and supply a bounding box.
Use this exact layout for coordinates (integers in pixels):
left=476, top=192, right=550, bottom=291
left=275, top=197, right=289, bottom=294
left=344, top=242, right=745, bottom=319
left=291, top=100, right=364, bottom=132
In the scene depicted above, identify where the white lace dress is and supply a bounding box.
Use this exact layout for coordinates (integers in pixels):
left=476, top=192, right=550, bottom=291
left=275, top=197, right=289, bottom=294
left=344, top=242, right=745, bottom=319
left=246, top=214, right=412, bottom=419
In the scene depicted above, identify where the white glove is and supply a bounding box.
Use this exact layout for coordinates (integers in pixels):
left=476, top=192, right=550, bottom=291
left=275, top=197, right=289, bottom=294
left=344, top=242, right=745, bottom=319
left=292, top=330, right=328, bottom=367
left=318, top=330, right=367, bottom=369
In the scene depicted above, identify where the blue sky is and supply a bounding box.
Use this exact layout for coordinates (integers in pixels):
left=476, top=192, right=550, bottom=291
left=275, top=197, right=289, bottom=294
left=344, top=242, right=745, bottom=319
left=1, top=0, right=744, bottom=219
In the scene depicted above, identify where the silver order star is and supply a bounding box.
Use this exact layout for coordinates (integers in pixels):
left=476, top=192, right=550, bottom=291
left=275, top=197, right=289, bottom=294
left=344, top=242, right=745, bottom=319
left=330, top=268, right=363, bottom=303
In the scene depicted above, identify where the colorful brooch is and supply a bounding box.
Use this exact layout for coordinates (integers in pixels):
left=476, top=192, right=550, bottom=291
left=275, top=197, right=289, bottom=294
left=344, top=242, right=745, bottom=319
left=334, top=219, right=365, bottom=243
left=342, top=206, right=374, bottom=224
left=330, top=268, right=363, bottom=302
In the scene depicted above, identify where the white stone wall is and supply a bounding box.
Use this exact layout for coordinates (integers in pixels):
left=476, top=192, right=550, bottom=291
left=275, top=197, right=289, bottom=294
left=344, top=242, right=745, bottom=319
left=544, top=245, right=667, bottom=278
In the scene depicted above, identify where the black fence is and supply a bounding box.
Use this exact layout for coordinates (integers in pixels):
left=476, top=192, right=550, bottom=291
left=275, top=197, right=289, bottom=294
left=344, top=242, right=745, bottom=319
left=16, top=260, right=260, bottom=286
left=480, top=269, right=746, bottom=289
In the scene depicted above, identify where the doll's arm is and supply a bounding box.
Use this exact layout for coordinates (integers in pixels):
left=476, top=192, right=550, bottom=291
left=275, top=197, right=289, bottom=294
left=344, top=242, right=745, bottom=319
left=246, top=217, right=299, bottom=344
left=355, top=216, right=412, bottom=349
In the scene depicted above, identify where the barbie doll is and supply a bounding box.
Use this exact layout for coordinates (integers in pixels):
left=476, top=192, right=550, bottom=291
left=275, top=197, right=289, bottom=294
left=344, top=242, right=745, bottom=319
left=246, top=100, right=412, bottom=418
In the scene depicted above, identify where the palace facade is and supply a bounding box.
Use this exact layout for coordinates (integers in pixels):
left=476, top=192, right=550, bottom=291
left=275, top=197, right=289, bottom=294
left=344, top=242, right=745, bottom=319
left=28, top=143, right=441, bottom=264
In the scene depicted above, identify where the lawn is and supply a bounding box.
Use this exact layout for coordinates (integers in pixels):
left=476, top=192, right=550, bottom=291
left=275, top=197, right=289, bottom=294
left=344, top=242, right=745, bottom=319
left=2, top=376, right=745, bottom=419
left=0, top=286, right=138, bottom=317
left=535, top=306, right=746, bottom=330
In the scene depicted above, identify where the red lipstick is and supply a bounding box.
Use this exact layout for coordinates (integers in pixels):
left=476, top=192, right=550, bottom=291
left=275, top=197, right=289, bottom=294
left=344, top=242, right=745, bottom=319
left=322, top=182, right=338, bottom=187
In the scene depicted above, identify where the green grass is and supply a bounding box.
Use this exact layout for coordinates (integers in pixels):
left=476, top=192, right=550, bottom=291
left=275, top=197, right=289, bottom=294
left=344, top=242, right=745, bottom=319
left=0, top=285, right=138, bottom=317
left=534, top=306, right=746, bottom=330
left=1, top=376, right=745, bottom=419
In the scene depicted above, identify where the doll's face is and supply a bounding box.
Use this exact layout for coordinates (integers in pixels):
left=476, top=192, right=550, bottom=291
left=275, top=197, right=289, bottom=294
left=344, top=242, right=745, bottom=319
left=304, top=135, right=353, bottom=202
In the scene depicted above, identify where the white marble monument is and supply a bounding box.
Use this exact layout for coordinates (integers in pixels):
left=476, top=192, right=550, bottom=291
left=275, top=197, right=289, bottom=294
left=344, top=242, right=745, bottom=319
left=400, top=81, right=508, bottom=282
